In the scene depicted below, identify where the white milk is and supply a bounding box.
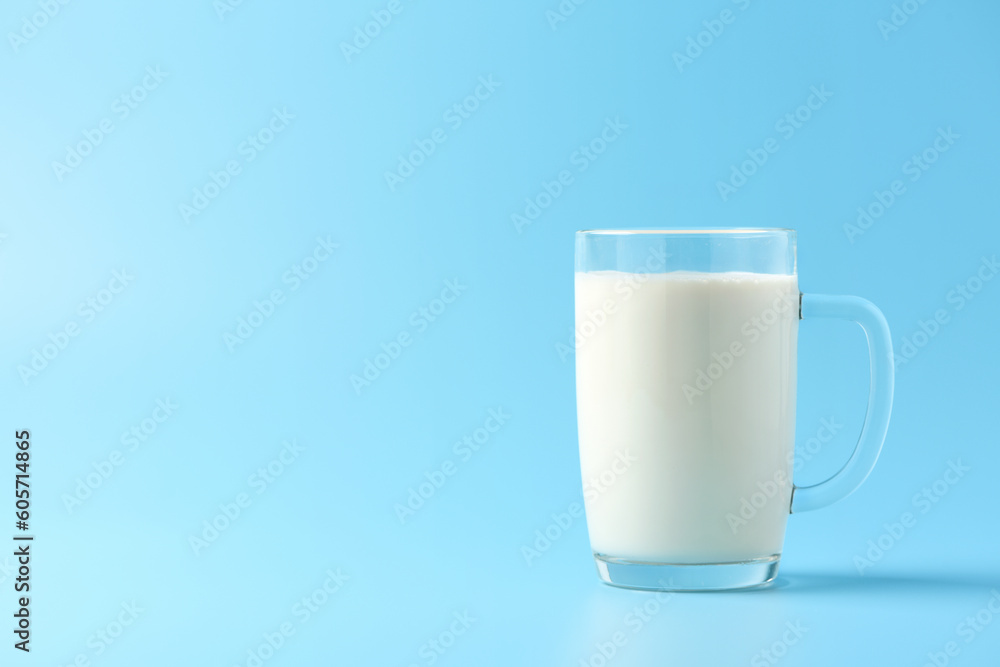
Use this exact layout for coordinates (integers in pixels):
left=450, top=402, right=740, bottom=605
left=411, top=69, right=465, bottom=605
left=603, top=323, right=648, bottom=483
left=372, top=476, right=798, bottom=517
left=575, top=270, right=798, bottom=563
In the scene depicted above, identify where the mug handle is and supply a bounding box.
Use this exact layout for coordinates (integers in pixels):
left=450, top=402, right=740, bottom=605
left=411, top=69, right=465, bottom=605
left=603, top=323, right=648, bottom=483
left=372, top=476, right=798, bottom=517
left=790, top=294, right=895, bottom=513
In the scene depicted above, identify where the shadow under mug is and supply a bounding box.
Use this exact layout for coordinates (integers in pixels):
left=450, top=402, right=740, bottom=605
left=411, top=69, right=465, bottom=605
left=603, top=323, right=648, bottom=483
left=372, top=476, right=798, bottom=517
left=574, top=229, right=893, bottom=591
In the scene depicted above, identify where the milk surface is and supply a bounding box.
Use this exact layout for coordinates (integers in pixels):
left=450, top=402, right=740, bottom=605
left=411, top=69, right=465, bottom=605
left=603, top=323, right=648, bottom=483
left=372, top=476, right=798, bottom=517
left=575, top=270, right=798, bottom=563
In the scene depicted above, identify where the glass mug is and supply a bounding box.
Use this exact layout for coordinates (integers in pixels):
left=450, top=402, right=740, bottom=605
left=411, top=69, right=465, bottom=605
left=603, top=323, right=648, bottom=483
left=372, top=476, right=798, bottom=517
left=574, top=229, right=893, bottom=591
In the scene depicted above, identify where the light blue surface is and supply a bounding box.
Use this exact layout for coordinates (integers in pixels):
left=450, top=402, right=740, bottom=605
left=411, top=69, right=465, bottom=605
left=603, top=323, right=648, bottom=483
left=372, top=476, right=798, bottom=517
left=2, top=0, right=998, bottom=665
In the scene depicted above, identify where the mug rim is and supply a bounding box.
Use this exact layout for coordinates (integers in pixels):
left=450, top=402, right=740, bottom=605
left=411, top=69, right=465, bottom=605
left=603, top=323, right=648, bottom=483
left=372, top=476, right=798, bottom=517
left=576, top=228, right=795, bottom=235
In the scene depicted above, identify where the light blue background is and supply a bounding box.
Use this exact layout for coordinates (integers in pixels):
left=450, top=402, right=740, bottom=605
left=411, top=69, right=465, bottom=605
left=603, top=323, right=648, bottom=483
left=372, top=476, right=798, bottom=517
left=2, top=0, right=998, bottom=665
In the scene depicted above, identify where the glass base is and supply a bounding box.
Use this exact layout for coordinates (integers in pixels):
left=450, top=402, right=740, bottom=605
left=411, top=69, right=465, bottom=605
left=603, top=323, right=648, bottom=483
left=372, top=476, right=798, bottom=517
left=594, top=553, right=781, bottom=591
